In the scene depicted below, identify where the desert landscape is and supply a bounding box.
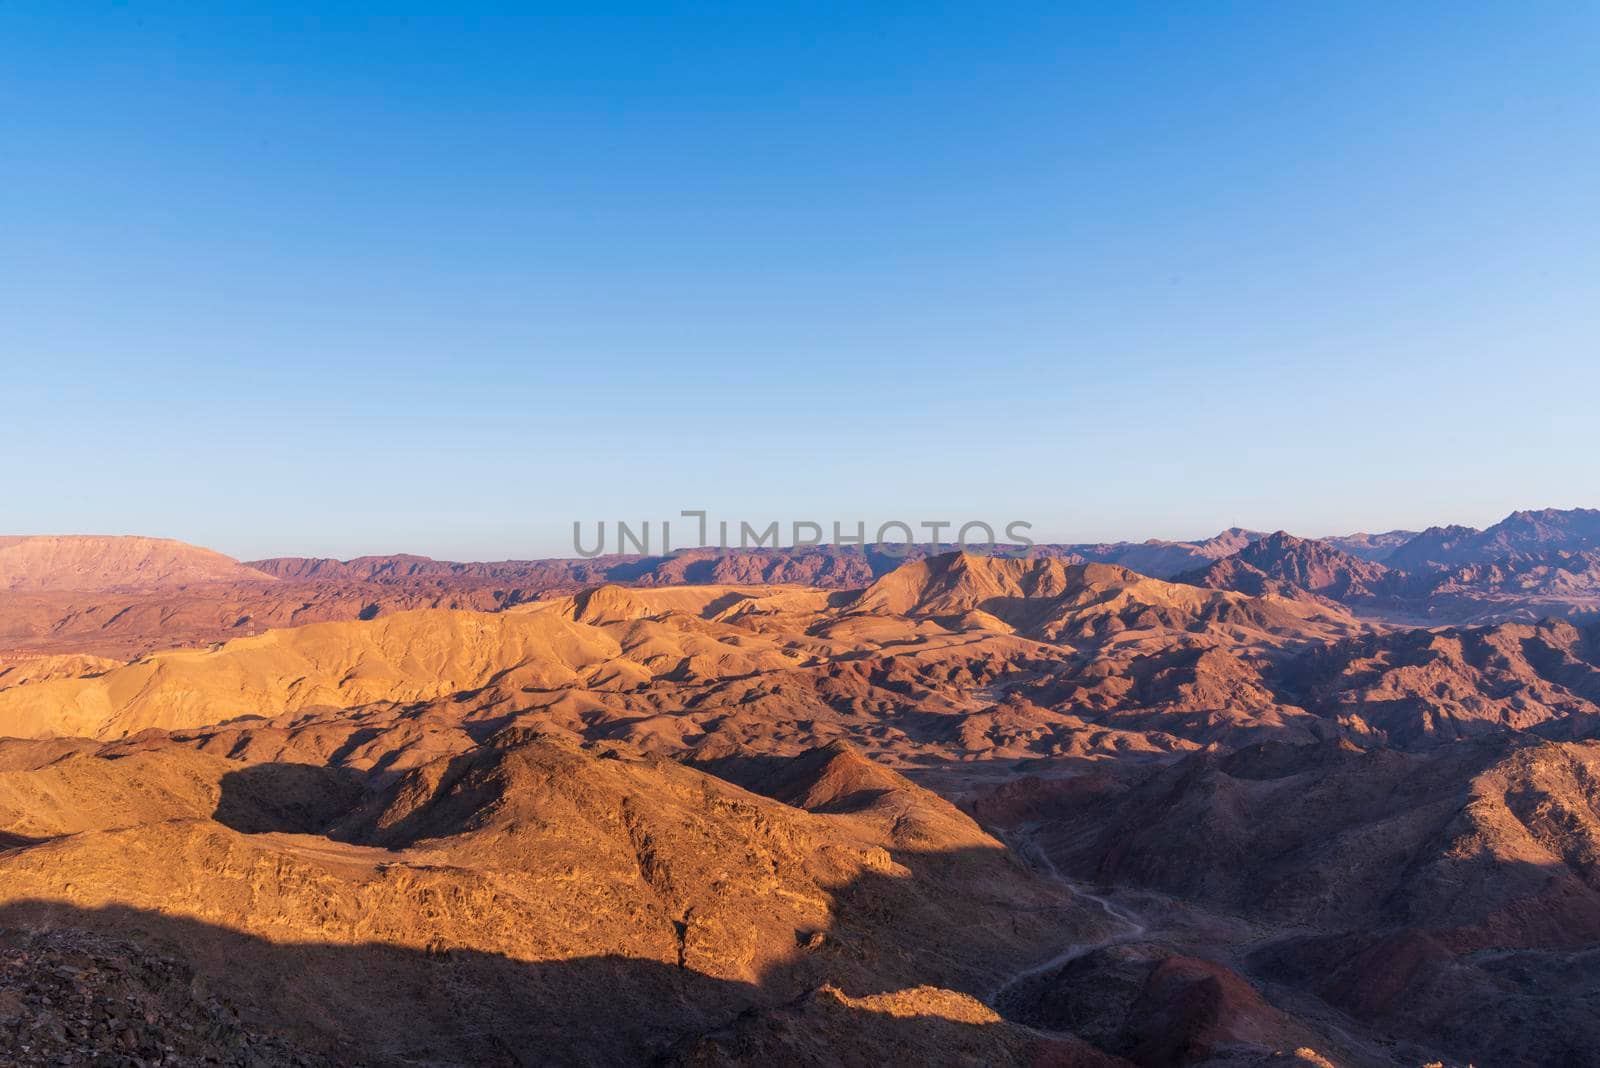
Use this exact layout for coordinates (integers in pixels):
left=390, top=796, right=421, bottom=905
left=3, top=514, right=1600, bottom=1065
left=8, top=7, right=1597, bottom=1065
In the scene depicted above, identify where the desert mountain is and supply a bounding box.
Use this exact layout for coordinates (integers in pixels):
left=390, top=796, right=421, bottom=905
left=1386, top=507, right=1600, bottom=571
left=0, top=555, right=1363, bottom=756
left=1426, top=548, right=1600, bottom=592
left=247, top=530, right=1276, bottom=598
left=1174, top=518, right=1600, bottom=625
left=250, top=546, right=892, bottom=590
left=8, top=531, right=1600, bottom=1063
left=1379, top=523, right=1479, bottom=572
left=8, top=512, right=1600, bottom=668
left=0, top=729, right=1108, bottom=1066
left=1319, top=529, right=1417, bottom=562
left=1065, top=527, right=1261, bottom=579
left=0, top=535, right=275, bottom=592
left=987, top=732, right=1600, bottom=1066
left=1282, top=617, right=1600, bottom=747
left=1178, top=531, right=1397, bottom=601
left=7, top=548, right=1599, bottom=776
left=847, top=551, right=1356, bottom=643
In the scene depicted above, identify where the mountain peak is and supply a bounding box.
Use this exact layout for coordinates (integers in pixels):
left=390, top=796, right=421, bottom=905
left=1182, top=531, right=1392, bottom=600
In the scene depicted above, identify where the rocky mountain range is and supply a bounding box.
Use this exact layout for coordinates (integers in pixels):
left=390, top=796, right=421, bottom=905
left=1176, top=511, right=1600, bottom=624
left=3, top=509, right=1595, bottom=664
left=4, top=513, right=1600, bottom=1065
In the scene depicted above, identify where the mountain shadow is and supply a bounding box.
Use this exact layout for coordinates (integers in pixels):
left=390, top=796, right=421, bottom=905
left=0, top=897, right=1117, bottom=1068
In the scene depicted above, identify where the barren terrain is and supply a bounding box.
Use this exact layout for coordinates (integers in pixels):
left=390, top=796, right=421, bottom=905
left=4, top=516, right=1600, bottom=1065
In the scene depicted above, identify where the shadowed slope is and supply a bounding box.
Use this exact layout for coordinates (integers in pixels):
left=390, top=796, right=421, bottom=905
left=0, top=730, right=1118, bottom=1065
left=985, top=734, right=1600, bottom=1067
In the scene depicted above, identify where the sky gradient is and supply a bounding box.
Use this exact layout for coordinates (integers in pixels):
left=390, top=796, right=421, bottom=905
left=3, top=6, right=1597, bottom=559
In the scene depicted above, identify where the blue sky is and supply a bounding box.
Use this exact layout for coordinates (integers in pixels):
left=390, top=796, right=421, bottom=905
left=3, top=5, right=1597, bottom=559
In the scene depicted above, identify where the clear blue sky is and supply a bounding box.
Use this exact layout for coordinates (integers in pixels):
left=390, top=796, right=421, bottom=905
left=3, top=5, right=1597, bottom=560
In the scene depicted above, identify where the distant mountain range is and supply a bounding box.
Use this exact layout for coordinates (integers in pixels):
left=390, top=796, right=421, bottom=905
left=227, top=504, right=1600, bottom=629
left=1, top=508, right=1597, bottom=658
left=1175, top=510, right=1600, bottom=624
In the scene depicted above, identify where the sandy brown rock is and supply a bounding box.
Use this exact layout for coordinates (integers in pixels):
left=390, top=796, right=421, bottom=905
left=0, top=730, right=1096, bottom=1065
left=8, top=529, right=1600, bottom=1065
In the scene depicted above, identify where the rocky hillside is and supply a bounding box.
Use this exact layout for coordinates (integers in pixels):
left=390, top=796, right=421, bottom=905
left=1177, top=531, right=1398, bottom=600
left=6, top=537, right=1600, bottom=1063
left=1386, top=508, right=1600, bottom=571
left=0, top=729, right=1107, bottom=1066
left=987, top=733, right=1600, bottom=1067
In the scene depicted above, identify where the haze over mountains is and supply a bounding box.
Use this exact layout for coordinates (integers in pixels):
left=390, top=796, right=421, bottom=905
left=3, top=511, right=1600, bottom=1065
left=1178, top=511, right=1600, bottom=624
left=0, top=535, right=276, bottom=592
left=2, top=508, right=1594, bottom=662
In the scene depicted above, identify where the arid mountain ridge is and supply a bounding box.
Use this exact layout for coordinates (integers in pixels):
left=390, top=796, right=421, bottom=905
left=5, top=514, right=1600, bottom=1065
left=0, top=535, right=276, bottom=592
left=1, top=508, right=1595, bottom=662
left=1181, top=516, right=1600, bottom=624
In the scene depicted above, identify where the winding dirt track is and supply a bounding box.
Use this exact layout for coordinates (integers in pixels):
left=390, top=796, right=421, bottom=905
left=988, top=825, right=1399, bottom=1066
left=987, top=823, right=1148, bottom=1008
